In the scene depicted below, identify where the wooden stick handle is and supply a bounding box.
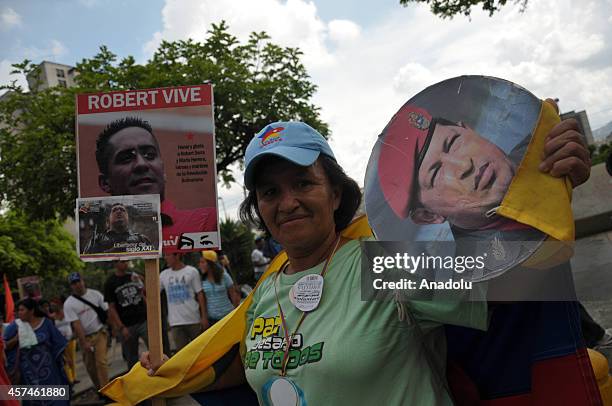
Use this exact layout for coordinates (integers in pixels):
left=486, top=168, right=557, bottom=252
left=145, top=258, right=166, bottom=406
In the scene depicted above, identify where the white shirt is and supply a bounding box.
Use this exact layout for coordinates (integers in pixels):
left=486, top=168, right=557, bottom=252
left=251, top=248, right=269, bottom=275
left=159, top=265, right=202, bottom=327
left=64, top=288, right=108, bottom=336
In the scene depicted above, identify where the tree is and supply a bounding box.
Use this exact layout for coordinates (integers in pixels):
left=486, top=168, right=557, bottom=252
left=399, top=0, right=528, bottom=18
left=219, top=218, right=256, bottom=286
left=0, top=21, right=328, bottom=221
left=0, top=210, right=84, bottom=284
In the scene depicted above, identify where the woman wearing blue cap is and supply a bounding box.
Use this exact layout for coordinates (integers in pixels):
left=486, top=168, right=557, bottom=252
left=141, top=119, right=591, bottom=405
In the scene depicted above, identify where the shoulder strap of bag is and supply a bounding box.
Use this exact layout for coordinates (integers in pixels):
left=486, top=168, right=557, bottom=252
left=71, top=294, right=104, bottom=314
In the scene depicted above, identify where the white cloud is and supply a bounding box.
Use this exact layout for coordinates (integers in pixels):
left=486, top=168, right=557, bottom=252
left=143, top=0, right=335, bottom=68
left=1, top=7, right=22, bottom=30
left=22, top=39, right=68, bottom=60
left=147, top=0, right=612, bottom=217
left=328, top=19, right=360, bottom=44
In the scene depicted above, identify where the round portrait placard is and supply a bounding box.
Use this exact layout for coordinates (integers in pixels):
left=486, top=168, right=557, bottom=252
left=364, top=76, right=547, bottom=281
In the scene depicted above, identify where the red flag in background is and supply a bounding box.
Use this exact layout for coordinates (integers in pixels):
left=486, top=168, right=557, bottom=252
left=3, top=275, right=14, bottom=323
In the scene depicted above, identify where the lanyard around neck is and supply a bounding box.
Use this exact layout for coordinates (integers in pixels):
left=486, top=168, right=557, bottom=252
left=272, top=234, right=341, bottom=376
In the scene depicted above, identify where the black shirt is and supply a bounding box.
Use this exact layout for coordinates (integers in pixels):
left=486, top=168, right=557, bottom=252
left=104, top=272, right=146, bottom=327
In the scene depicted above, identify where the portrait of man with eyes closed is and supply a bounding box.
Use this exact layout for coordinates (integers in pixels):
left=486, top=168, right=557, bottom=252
left=412, top=117, right=520, bottom=231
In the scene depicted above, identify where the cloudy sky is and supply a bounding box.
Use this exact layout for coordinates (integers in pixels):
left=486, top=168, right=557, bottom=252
left=1, top=0, right=611, bottom=218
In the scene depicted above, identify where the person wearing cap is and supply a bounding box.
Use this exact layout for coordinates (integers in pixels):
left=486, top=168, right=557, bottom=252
left=138, top=120, right=591, bottom=405
left=378, top=101, right=590, bottom=232
left=199, top=250, right=240, bottom=327
left=95, top=117, right=217, bottom=251
left=63, top=272, right=110, bottom=391
left=103, top=260, right=148, bottom=368
left=251, top=237, right=270, bottom=282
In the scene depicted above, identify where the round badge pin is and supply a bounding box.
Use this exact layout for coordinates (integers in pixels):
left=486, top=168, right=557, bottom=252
left=288, top=274, right=324, bottom=312
left=262, top=376, right=306, bottom=406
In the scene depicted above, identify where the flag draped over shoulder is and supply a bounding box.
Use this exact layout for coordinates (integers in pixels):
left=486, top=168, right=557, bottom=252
left=446, top=301, right=603, bottom=405
left=497, top=100, right=574, bottom=243
left=101, top=216, right=373, bottom=405
left=443, top=99, right=603, bottom=405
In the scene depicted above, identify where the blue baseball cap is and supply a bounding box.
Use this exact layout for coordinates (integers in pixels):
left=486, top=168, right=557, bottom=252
left=68, top=272, right=82, bottom=284
left=244, top=121, right=336, bottom=191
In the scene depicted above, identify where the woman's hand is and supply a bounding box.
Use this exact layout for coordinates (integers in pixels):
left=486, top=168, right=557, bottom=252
left=540, top=99, right=591, bottom=187
left=140, top=351, right=170, bottom=376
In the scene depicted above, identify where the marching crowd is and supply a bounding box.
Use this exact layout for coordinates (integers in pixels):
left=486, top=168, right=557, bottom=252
left=0, top=243, right=272, bottom=404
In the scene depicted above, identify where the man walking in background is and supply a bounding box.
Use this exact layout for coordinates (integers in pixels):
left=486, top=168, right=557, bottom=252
left=104, top=261, right=148, bottom=368
left=159, top=253, right=207, bottom=353
left=64, top=272, right=109, bottom=391
left=251, top=237, right=270, bottom=282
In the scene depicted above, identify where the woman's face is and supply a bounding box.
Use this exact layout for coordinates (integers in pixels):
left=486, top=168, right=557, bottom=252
left=255, top=159, right=340, bottom=253
left=199, top=257, right=209, bottom=273
left=17, top=305, right=32, bottom=322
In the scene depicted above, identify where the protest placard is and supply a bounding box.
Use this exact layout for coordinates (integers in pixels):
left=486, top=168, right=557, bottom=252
left=76, top=85, right=219, bottom=254
left=17, top=276, right=41, bottom=300
left=365, top=76, right=548, bottom=281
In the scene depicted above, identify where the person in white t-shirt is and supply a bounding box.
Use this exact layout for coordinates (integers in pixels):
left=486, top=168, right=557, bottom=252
left=159, top=253, right=207, bottom=352
left=251, top=237, right=270, bottom=282
left=63, top=272, right=109, bottom=390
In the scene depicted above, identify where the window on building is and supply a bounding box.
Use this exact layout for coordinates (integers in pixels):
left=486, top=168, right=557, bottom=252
left=56, top=69, right=65, bottom=78
left=58, top=79, right=67, bottom=87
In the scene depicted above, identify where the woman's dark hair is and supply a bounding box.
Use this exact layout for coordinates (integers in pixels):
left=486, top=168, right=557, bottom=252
left=17, top=298, right=46, bottom=318
left=239, top=155, right=362, bottom=236
left=206, top=260, right=225, bottom=285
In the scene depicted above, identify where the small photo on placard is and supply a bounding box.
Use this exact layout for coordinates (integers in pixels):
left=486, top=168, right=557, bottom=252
left=77, top=194, right=162, bottom=262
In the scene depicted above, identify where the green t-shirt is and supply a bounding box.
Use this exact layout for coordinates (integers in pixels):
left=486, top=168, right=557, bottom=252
left=244, top=239, right=487, bottom=405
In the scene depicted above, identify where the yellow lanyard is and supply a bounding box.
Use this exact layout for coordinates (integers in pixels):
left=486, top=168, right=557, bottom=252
left=272, top=235, right=341, bottom=376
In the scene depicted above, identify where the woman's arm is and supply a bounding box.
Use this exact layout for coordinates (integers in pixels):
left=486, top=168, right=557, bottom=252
left=228, top=285, right=241, bottom=307
left=140, top=350, right=247, bottom=390
left=5, top=335, right=18, bottom=350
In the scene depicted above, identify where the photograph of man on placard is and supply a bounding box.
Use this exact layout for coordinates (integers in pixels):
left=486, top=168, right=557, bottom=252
left=83, top=203, right=153, bottom=254
left=365, top=76, right=550, bottom=279
left=95, top=116, right=216, bottom=239
left=77, top=195, right=161, bottom=260
left=368, top=76, right=544, bottom=242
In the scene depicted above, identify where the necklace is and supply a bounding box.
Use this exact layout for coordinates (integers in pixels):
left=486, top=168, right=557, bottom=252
left=261, top=234, right=342, bottom=406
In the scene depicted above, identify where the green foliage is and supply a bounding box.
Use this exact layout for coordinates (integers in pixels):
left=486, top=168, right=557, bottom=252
left=0, top=63, right=78, bottom=220
left=0, top=210, right=84, bottom=293
left=220, top=217, right=255, bottom=286
left=399, top=0, right=528, bottom=18
left=0, top=21, right=328, bottom=221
